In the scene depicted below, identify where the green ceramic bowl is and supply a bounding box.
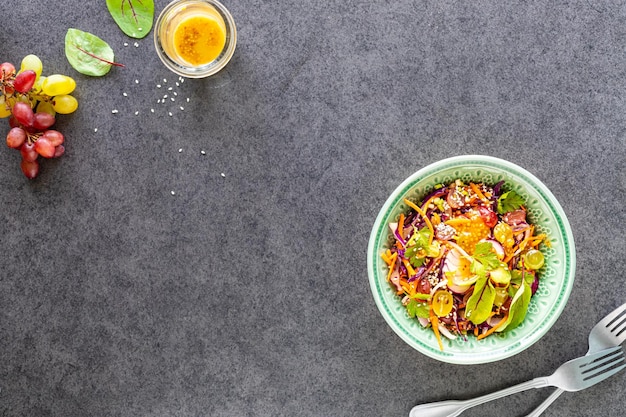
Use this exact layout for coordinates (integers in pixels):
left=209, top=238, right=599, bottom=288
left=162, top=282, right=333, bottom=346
left=367, top=155, right=576, bottom=364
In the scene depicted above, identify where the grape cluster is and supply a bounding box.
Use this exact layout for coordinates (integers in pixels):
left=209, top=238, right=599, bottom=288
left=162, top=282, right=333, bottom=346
left=1, top=55, right=78, bottom=179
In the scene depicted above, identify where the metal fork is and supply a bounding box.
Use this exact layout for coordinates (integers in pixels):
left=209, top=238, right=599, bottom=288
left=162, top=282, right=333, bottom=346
left=526, top=302, right=626, bottom=416
left=408, top=346, right=626, bottom=417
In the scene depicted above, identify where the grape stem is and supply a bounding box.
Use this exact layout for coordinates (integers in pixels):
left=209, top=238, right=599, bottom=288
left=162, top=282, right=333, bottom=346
left=73, top=46, right=125, bottom=67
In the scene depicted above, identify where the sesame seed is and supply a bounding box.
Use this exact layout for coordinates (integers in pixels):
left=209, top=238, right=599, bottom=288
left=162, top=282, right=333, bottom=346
left=124, top=42, right=128, bottom=46
left=168, top=87, right=173, bottom=91
left=135, top=79, right=139, bottom=84
left=186, top=98, right=190, bottom=102
left=201, top=150, right=206, bottom=155
left=163, top=78, right=167, bottom=83
left=134, top=42, right=139, bottom=47
left=157, top=84, right=161, bottom=88
left=138, top=28, right=143, bottom=31
left=171, top=191, right=176, bottom=195
left=135, top=111, right=139, bottom=115
left=180, top=106, right=184, bottom=111
left=170, top=97, right=175, bottom=102
left=178, top=148, right=183, bottom=153
left=112, top=109, right=118, bottom=114
left=168, top=112, right=173, bottom=116
left=123, top=92, right=128, bottom=97
left=151, top=108, right=154, bottom=113
left=173, top=91, right=178, bottom=96
left=176, top=82, right=180, bottom=87
left=94, top=128, right=98, bottom=132
left=221, top=173, right=226, bottom=177
left=163, top=95, right=168, bottom=99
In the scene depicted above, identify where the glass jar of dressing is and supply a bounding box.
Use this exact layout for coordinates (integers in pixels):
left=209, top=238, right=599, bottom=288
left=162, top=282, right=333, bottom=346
left=154, top=0, right=237, bottom=78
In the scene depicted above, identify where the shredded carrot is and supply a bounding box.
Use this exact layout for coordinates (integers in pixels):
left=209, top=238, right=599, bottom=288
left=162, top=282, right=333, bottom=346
left=420, top=195, right=437, bottom=213
left=513, top=226, right=532, bottom=235
left=470, top=182, right=488, bottom=202
left=474, top=327, right=479, bottom=337
left=444, top=218, right=471, bottom=227
left=404, top=198, right=435, bottom=244
left=381, top=249, right=393, bottom=265
left=385, top=252, right=398, bottom=282
left=477, top=314, right=509, bottom=340
left=402, top=258, right=416, bottom=277
left=430, top=310, right=444, bottom=351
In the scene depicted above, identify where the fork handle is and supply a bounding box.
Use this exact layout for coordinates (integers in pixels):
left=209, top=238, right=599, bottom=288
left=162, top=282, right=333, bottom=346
left=525, top=388, right=565, bottom=417
left=408, top=377, right=550, bottom=417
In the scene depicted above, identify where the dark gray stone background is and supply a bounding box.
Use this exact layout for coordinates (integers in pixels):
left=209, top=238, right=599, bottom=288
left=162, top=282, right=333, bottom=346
left=1, top=0, right=624, bottom=416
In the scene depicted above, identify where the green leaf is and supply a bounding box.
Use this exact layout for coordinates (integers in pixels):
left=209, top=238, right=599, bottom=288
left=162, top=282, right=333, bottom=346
left=65, top=29, right=120, bottom=76
left=406, top=299, right=430, bottom=319
left=473, top=241, right=501, bottom=270
left=500, top=279, right=532, bottom=331
left=465, top=276, right=496, bottom=325
left=405, top=227, right=434, bottom=267
left=106, top=0, right=154, bottom=39
left=497, top=190, right=525, bottom=214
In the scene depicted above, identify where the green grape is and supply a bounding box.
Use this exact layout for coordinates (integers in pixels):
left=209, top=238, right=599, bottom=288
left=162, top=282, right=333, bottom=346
left=523, top=249, right=544, bottom=270
left=42, top=74, right=76, bottom=96
left=33, top=75, right=46, bottom=93
left=52, top=94, right=78, bottom=114
left=0, top=98, right=11, bottom=118
left=36, top=101, right=56, bottom=116
left=20, top=54, right=43, bottom=78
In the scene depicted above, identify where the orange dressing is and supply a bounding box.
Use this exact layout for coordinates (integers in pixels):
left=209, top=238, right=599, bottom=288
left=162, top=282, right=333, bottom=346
left=173, top=15, right=226, bottom=66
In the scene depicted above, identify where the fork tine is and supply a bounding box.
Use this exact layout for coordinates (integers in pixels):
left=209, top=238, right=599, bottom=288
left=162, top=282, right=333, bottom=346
left=580, top=347, right=625, bottom=383
left=609, top=314, right=626, bottom=338
left=603, top=303, right=626, bottom=327
left=582, top=363, right=626, bottom=386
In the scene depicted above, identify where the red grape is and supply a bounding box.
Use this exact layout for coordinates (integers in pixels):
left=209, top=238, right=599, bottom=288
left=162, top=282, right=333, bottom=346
left=9, top=116, right=20, bottom=128
left=43, top=130, right=64, bottom=146
left=6, top=127, right=26, bottom=149
left=20, top=142, right=38, bottom=162
left=33, top=112, right=55, bottom=130
left=0, top=62, right=16, bottom=81
left=12, top=102, right=35, bottom=127
left=20, top=159, right=39, bottom=179
left=34, top=137, right=55, bottom=158
left=13, top=70, right=36, bottom=93
left=53, top=145, right=65, bottom=158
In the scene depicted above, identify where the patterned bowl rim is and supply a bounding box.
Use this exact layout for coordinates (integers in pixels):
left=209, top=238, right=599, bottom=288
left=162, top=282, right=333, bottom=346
left=367, top=155, right=576, bottom=364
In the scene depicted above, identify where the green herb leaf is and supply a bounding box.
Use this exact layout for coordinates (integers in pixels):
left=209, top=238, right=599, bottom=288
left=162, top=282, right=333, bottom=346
left=65, top=29, right=121, bottom=76
left=106, top=0, right=155, bottom=39
left=497, top=190, right=525, bottom=214
left=405, top=227, right=437, bottom=267
left=473, top=241, right=501, bottom=271
left=406, top=299, right=430, bottom=319
left=465, top=276, right=496, bottom=325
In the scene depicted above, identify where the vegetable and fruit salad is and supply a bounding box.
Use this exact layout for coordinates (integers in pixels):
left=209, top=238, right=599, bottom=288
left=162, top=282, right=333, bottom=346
left=381, top=180, right=548, bottom=350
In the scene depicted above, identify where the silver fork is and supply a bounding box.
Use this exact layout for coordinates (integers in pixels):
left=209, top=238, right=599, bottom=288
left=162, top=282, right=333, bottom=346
left=526, top=302, right=626, bottom=416
left=408, top=346, right=626, bottom=417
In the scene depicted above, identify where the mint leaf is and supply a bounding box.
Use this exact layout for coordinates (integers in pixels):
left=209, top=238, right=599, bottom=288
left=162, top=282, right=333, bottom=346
left=497, top=190, right=525, bottom=214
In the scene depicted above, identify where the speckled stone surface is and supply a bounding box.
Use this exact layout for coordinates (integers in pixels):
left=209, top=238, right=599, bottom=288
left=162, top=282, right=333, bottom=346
left=1, top=1, right=624, bottom=416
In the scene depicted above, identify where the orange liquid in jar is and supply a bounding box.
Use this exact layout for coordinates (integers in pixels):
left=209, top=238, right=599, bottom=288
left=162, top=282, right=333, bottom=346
left=173, top=12, right=226, bottom=66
